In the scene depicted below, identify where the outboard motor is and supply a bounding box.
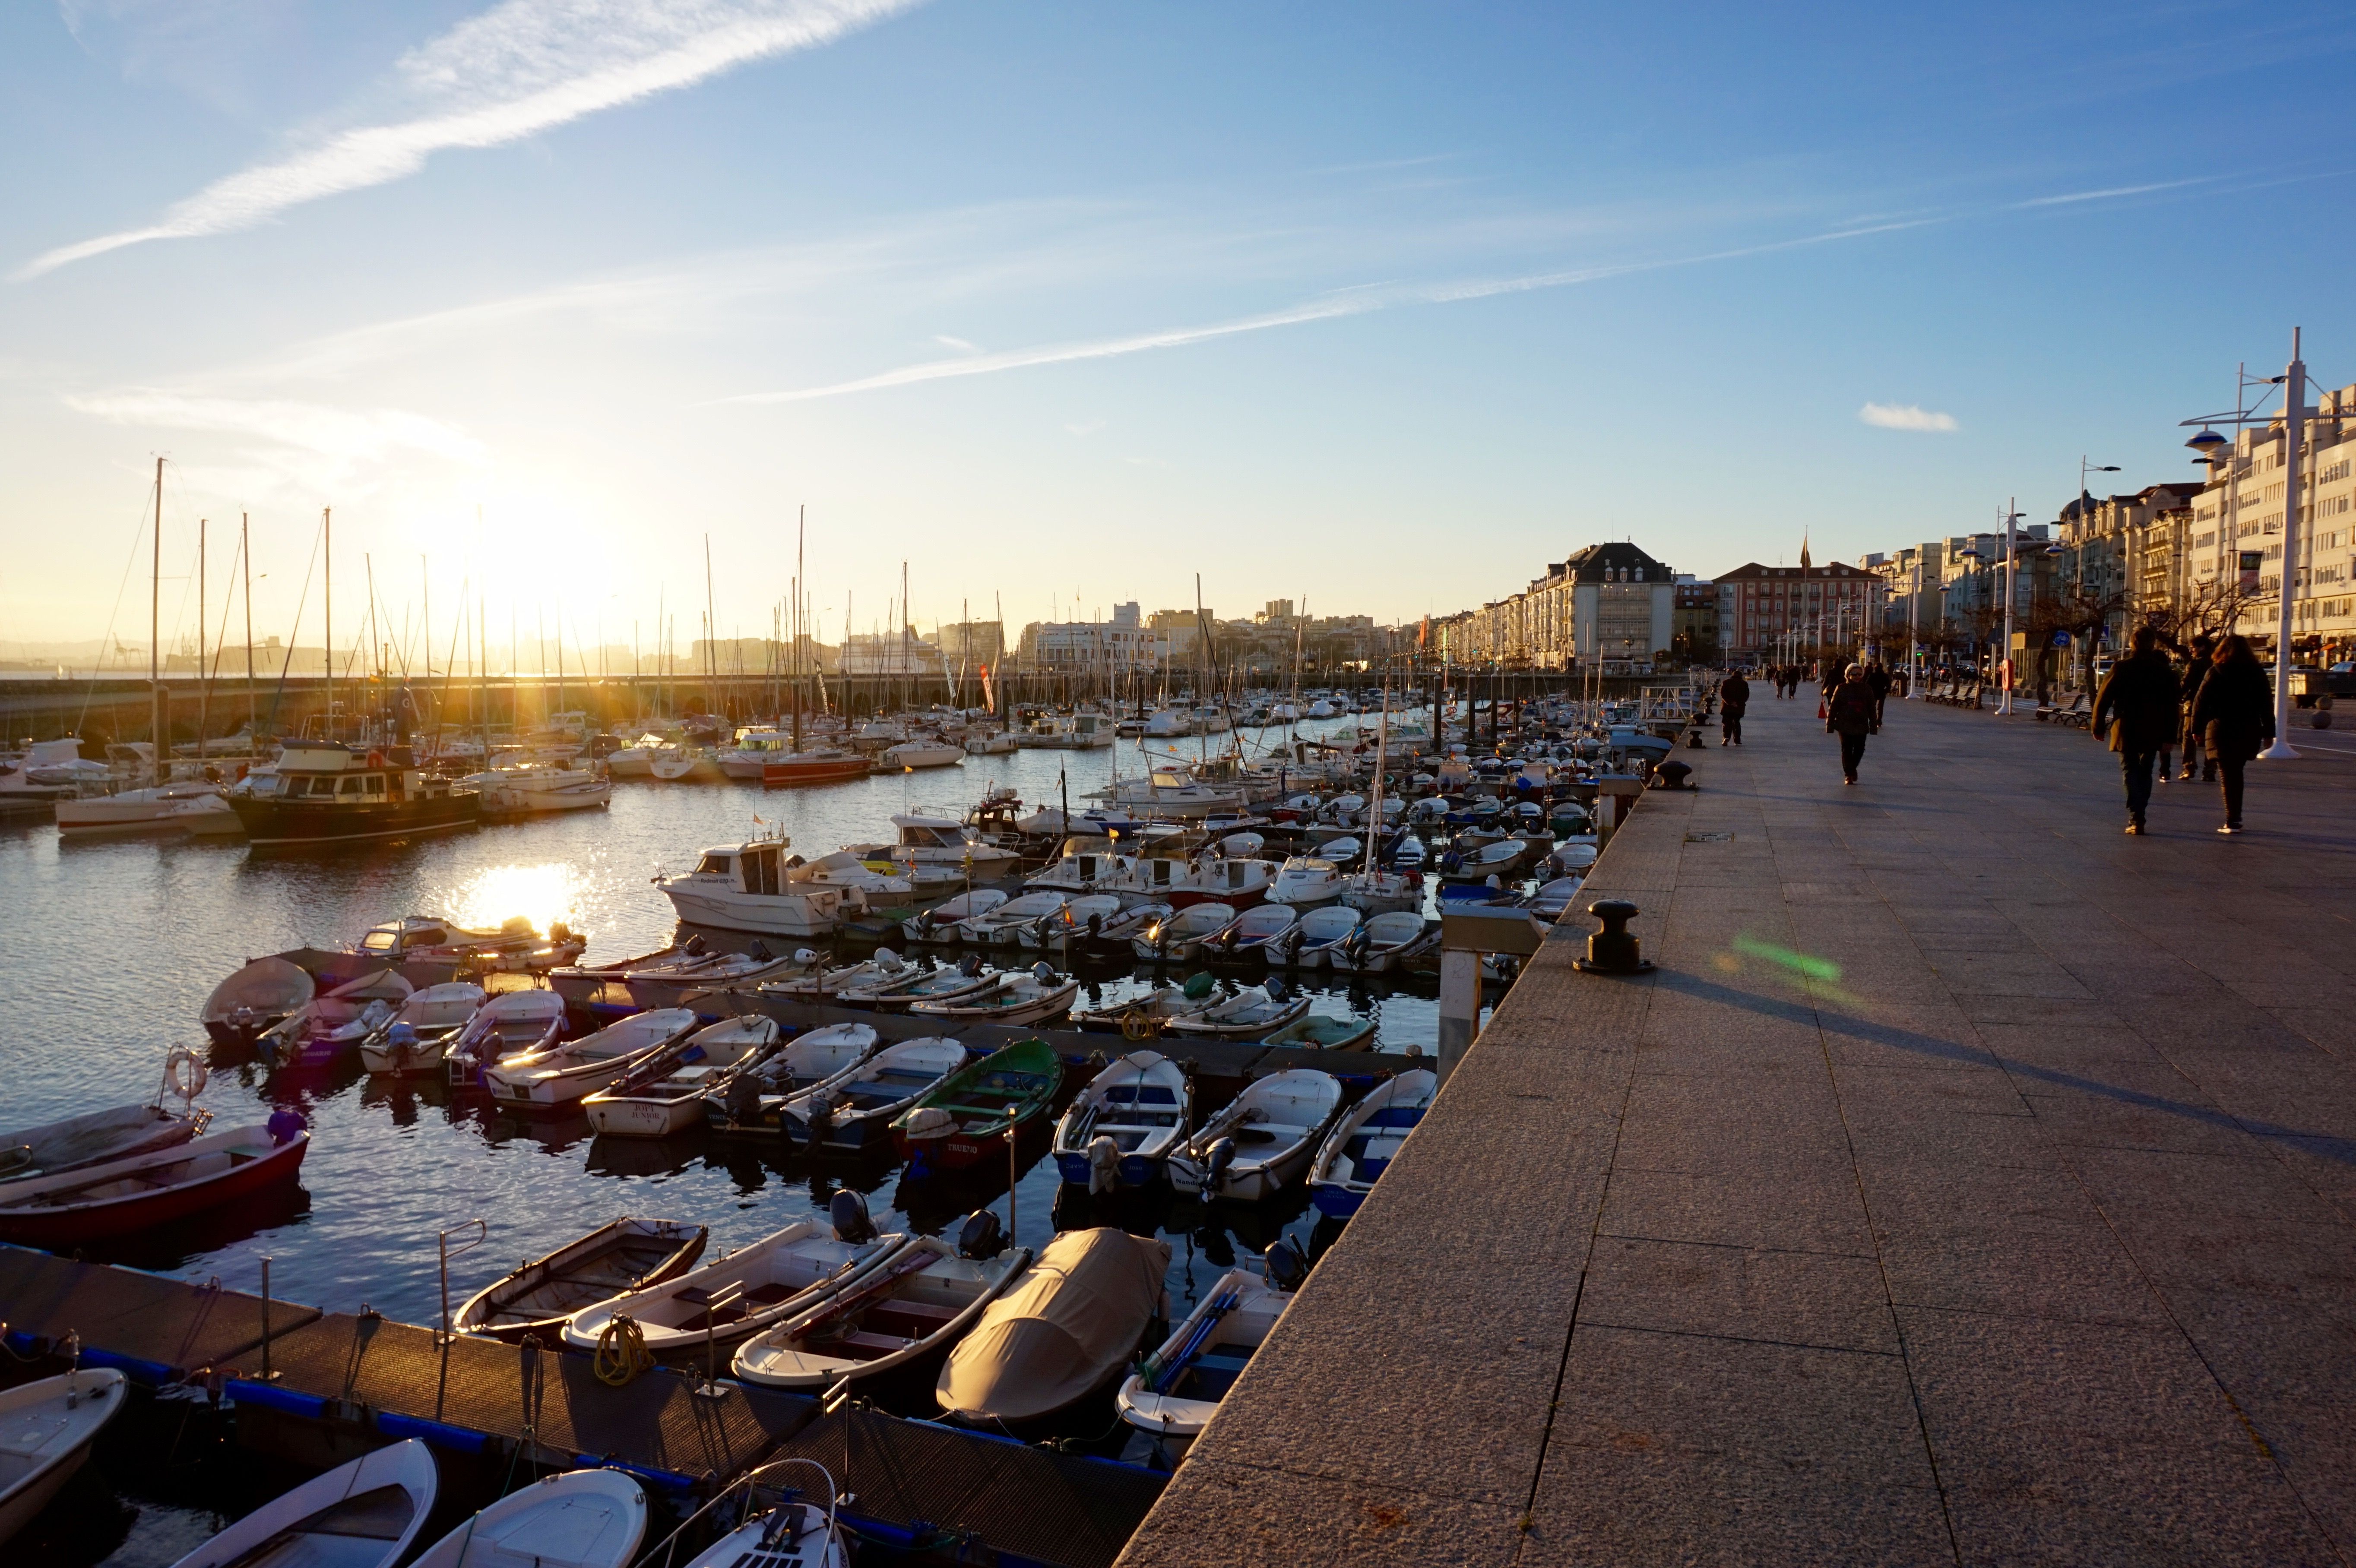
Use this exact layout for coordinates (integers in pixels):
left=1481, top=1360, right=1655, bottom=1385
left=1264, top=1236, right=1308, bottom=1292
left=1087, top=1135, right=1121, bottom=1196
left=684, top=934, right=709, bottom=957
left=1203, top=1136, right=1237, bottom=1190
left=956, top=1208, right=1004, bottom=1259
left=1262, top=977, right=1287, bottom=1004
left=747, top=940, right=773, bottom=961
left=1031, top=961, right=1057, bottom=984
left=874, top=946, right=903, bottom=972
left=726, top=1070, right=763, bottom=1122
left=829, top=1189, right=876, bottom=1244
left=959, top=952, right=984, bottom=977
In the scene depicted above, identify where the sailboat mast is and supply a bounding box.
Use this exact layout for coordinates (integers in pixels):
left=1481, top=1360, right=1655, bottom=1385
left=149, top=458, right=165, bottom=772
left=196, top=518, right=208, bottom=764
left=242, top=514, right=256, bottom=738
left=793, top=504, right=805, bottom=751
left=323, top=507, right=332, bottom=743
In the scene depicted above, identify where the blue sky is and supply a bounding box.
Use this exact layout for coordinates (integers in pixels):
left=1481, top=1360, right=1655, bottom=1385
left=6, top=1, right=2356, bottom=656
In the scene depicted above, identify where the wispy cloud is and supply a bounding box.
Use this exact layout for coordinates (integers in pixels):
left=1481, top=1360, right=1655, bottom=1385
left=1858, top=401, right=1957, bottom=433
left=2014, top=176, right=2213, bottom=209
left=66, top=389, right=487, bottom=463
left=21, top=0, right=920, bottom=278
left=932, top=334, right=979, bottom=353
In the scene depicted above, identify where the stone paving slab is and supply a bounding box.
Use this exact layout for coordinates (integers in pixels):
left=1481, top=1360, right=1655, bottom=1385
left=1116, top=695, right=2356, bottom=1566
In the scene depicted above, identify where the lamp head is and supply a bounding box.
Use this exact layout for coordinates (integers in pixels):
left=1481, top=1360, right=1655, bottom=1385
left=2185, top=427, right=2227, bottom=457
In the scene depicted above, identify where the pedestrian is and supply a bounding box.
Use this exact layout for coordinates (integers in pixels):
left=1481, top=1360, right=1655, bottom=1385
left=1866, top=661, right=1893, bottom=724
left=1825, top=662, right=1879, bottom=784
left=1718, top=667, right=1750, bottom=745
left=2178, top=632, right=2216, bottom=781
left=2091, top=625, right=2180, bottom=835
left=2189, top=634, right=2274, bottom=834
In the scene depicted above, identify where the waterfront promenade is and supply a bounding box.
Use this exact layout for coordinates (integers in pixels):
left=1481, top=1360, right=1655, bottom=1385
left=1119, top=693, right=2356, bottom=1565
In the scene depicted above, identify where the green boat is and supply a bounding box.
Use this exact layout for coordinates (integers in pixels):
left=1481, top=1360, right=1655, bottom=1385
left=891, top=1039, right=1064, bottom=1171
left=1259, top=1013, right=1378, bottom=1051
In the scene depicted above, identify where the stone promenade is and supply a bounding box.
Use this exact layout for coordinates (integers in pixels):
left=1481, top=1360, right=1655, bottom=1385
left=1117, top=692, right=2356, bottom=1566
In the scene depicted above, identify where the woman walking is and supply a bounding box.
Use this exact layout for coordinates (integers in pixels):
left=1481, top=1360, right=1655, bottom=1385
left=1826, top=663, right=1879, bottom=785
left=2189, top=635, right=2274, bottom=834
left=2092, top=626, right=2179, bottom=835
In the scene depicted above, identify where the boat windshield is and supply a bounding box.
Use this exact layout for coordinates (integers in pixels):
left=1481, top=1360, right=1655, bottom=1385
left=697, top=853, right=734, bottom=875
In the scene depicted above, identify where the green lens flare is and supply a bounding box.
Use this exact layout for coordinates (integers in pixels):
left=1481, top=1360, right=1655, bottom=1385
left=1730, top=934, right=1842, bottom=983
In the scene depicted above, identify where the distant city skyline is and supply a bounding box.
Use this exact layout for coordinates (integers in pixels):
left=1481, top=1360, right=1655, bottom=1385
left=5, top=2, right=2353, bottom=654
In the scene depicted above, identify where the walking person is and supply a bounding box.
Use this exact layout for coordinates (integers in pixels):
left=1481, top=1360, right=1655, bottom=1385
left=2178, top=633, right=2216, bottom=781
left=1866, top=660, right=1893, bottom=725
left=2091, top=626, right=2180, bottom=835
left=2190, top=634, right=2274, bottom=834
left=1826, top=663, right=1879, bottom=784
left=1718, top=668, right=1750, bottom=746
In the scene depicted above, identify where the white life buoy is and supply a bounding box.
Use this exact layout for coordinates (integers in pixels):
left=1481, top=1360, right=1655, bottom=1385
left=164, top=1047, right=209, bottom=1102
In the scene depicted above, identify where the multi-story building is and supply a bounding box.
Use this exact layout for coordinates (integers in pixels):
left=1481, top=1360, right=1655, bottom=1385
left=1672, top=578, right=1719, bottom=661
left=2187, top=388, right=2356, bottom=662
left=1431, top=542, right=1678, bottom=670
left=1018, top=603, right=1174, bottom=673
left=1714, top=542, right=1884, bottom=663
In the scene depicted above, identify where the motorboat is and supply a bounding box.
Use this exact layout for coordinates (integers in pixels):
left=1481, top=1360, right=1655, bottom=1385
left=779, top=1037, right=967, bottom=1152
left=483, top=1008, right=700, bottom=1112
left=1315, top=835, right=1363, bottom=864
left=734, top=1228, right=1032, bottom=1391
left=899, top=887, right=1009, bottom=944
left=260, top=969, right=415, bottom=1067
left=1442, top=838, right=1537, bottom=883
left=1079, top=901, right=1173, bottom=960
left=936, top=1228, right=1169, bottom=1429
left=716, top=727, right=795, bottom=780
left=1166, top=982, right=1311, bottom=1040
left=0, top=738, right=108, bottom=804
left=1117, top=1268, right=1292, bottom=1460
left=676, top=1464, right=848, bottom=1568
left=1340, top=911, right=1438, bottom=975
left=356, top=982, right=488, bottom=1075
left=906, top=966, right=1080, bottom=1026
left=168, top=1439, right=439, bottom=1568
left=1130, top=902, right=1237, bottom=963
left=549, top=939, right=705, bottom=1007
left=836, top=958, right=996, bottom=1011
left=230, top=741, right=480, bottom=847
left=880, top=738, right=965, bottom=770
left=1022, top=842, right=1144, bottom=901
left=621, top=948, right=811, bottom=1011
left=1053, top=1050, right=1192, bottom=1189
left=656, top=837, right=848, bottom=938
left=1259, top=1012, right=1378, bottom=1051
left=410, top=1469, right=646, bottom=1568
left=1309, top=1069, right=1439, bottom=1217
left=562, top=1215, right=909, bottom=1359
left=888, top=812, right=1020, bottom=876
left=54, top=779, right=224, bottom=835
left=0, top=1101, right=206, bottom=1184
left=1339, top=868, right=1423, bottom=917
left=1166, top=855, right=1274, bottom=910
left=453, top=1217, right=709, bottom=1343
left=472, top=762, right=611, bottom=817
left=1070, top=972, right=1217, bottom=1034
left=1267, top=856, right=1345, bottom=908
left=958, top=890, right=1074, bottom=948
left=584, top=1017, right=779, bottom=1136
left=786, top=850, right=923, bottom=908
left=1017, top=893, right=1126, bottom=953
left=759, top=949, right=912, bottom=1003
left=0, top=1121, right=308, bottom=1246
left=1289, top=905, right=1362, bottom=968
left=963, top=729, right=1021, bottom=755
left=892, top=1040, right=1064, bottom=1171
left=1523, top=876, right=1585, bottom=920
left=200, top=956, right=316, bottom=1046
left=0, top=1367, right=128, bottom=1546
left=649, top=746, right=726, bottom=782
left=760, top=747, right=873, bottom=787
left=1167, top=1068, right=1342, bottom=1199
left=1143, top=707, right=1192, bottom=738
left=706, top=1022, right=883, bottom=1138
left=1102, top=770, right=1244, bottom=819
left=349, top=914, right=586, bottom=971
left=602, top=734, right=672, bottom=778
left=1017, top=711, right=1115, bottom=749
left=444, top=989, right=568, bottom=1085
left=1200, top=903, right=1298, bottom=965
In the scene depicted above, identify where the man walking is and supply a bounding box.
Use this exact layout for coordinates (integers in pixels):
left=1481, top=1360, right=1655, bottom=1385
left=1866, top=660, right=1893, bottom=725
left=2178, top=633, right=2215, bottom=781
left=1718, top=667, right=1750, bottom=745
left=1826, top=663, right=1878, bottom=784
left=2191, top=634, right=2274, bottom=834
left=2091, top=626, right=2180, bottom=835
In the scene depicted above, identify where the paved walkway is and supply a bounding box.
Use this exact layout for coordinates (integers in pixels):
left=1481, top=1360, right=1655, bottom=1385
left=1116, top=693, right=2356, bottom=1566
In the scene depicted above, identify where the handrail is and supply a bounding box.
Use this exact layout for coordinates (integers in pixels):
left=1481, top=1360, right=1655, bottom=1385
left=438, top=1217, right=489, bottom=1347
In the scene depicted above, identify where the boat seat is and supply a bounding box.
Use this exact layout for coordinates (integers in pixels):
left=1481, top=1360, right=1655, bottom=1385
left=869, top=1297, right=959, bottom=1325
left=829, top=1329, right=916, bottom=1357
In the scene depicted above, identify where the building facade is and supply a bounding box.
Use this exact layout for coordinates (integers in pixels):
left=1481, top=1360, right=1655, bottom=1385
left=1433, top=541, right=1678, bottom=670
left=1714, top=543, right=1884, bottom=663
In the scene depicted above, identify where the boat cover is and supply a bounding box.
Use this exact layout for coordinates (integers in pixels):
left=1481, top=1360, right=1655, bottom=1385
left=203, top=956, right=315, bottom=1020
left=937, top=1227, right=1169, bottom=1423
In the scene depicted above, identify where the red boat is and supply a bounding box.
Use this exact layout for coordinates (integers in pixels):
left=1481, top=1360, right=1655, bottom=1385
left=0, top=1123, right=308, bottom=1246
left=762, top=748, right=874, bottom=788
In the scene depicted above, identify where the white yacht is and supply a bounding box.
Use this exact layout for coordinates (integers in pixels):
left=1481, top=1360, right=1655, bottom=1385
left=656, top=836, right=849, bottom=936
left=1267, top=855, right=1346, bottom=908
left=1103, top=770, right=1247, bottom=820
left=54, top=779, right=225, bottom=834
left=880, top=737, right=965, bottom=769
left=469, top=762, right=610, bottom=816
left=890, top=813, right=1022, bottom=876
left=716, top=726, right=795, bottom=780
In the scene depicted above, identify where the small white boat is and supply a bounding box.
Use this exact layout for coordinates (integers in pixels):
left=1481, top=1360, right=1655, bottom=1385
left=473, top=763, right=611, bottom=817
left=444, top=989, right=568, bottom=1084
left=703, top=1022, right=882, bottom=1137
left=656, top=838, right=848, bottom=938
left=1166, top=983, right=1311, bottom=1039
left=0, top=1102, right=206, bottom=1185
left=483, top=1008, right=699, bottom=1112
left=260, top=969, right=415, bottom=1067
left=200, top=955, right=316, bottom=1046
left=758, top=948, right=911, bottom=1003
left=0, top=1368, right=127, bottom=1546
left=1309, top=1069, right=1439, bottom=1217
left=1339, top=868, right=1423, bottom=917
left=880, top=739, right=965, bottom=769
left=1201, top=903, right=1298, bottom=964
left=1086, top=901, right=1172, bottom=954
left=1267, top=856, right=1345, bottom=908
left=1018, top=893, right=1126, bottom=952
left=678, top=1462, right=847, bottom=1568
left=1117, top=1268, right=1292, bottom=1457
left=781, top=1036, right=969, bottom=1152
left=168, top=1438, right=439, bottom=1568
left=960, top=890, right=1074, bottom=948
left=1053, top=1050, right=1192, bottom=1189
left=1340, top=910, right=1437, bottom=975
left=1131, top=901, right=1237, bottom=962
left=621, top=948, right=811, bottom=1011
left=963, top=730, right=1021, bottom=755
left=1069, top=972, right=1218, bottom=1034
left=1289, top=904, right=1362, bottom=968
left=584, top=1017, right=779, bottom=1137
left=411, top=1468, right=646, bottom=1568
left=563, top=1218, right=908, bottom=1359
left=900, top=888, right=1009, bottom=945
left=835, top=958, right=996, bottom=1011
left=937, top=1228, right=1169, bottom=1429
left=453, top=1217, right=709, bottom=1342
left=907, top=965, right=1079, bottom=1026
left=1168, top=1068, right=1343, bottom=1199
left=733, top=1233, right=1032, bottom=1391
left=357, top=982, right=488, bottom=1075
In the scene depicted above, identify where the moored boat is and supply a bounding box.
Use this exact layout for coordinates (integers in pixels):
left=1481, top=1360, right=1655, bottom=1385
left=706, top=1022, right=882, bottom=1138
left=0, top=1368, right=128, bottom=1546
left=410, top=1468, right=646, bottom=1568
left=1053, top=1050, right=1191, bottom=1189
left=779, top=1036, right=968, bottom=1152
left=200, top=955, right=315, bottom=1046
left=444, top=989, right=568, bottom=1085
left=1070, top=971, right=1217, bottom=1034
left=1259, top=1012, right=1378, bottom=1051
left=0, top=1100, right=207, bottom=1185
left=0, top=1120, right=309, bottom=1245
left=453, top=1217, right=709, bottom=1344
left=1167, top=1068, right=1341, bottom=1199
left=1117, top=1268, right=1292, bottom=1459
left=935, top=1227, right=1169, bottom=1429
left=1165, top=982, right=1310, bottom=1039
left=168, top=1438, right=439, bottom=1568
left=259, top=968, right=415, bottom=1067
left=733, top=1227, right=1032, bottom=1391
left=1130, top=901, right=1237, bottom=963
left=562, top=1213, right=909, bottom=1359
left=899, top=887, right=1009, bottom=945
left=906, top=966, right=1079, bottom=1026
left=230, top=742, right=480, bottom=847
left=583, top=1017, right=779, bottom=1136
left=1289, top=904, right=1362, bottom=968
left=1308, top=1069, right=1438, bottom=1217
left=892, top=1039, right=1063, bottom=1172
left=357, top=982, right=488, bottom=1075
left=483, top=1008, right=699, bottom=1112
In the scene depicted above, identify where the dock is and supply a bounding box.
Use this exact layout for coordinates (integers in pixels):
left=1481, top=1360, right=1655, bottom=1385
left=1116, top=695, right=2356, bottom=1564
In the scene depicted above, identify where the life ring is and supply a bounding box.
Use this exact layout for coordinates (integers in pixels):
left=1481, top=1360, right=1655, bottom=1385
left=163, top=1047, right=209, bottom=1102
left=368, top=751, right=384, bottom=768
left=593, top=1315, right=653, bottom=1386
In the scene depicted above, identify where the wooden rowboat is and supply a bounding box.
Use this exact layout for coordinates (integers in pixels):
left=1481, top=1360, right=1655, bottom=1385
left=453, top=1217, right=709, bottom=1344
left=0, top=1122, right=308, bottom=1246
left=732, top=1235, right=1032, bottom=1391
left=0, top=1103, right=206, bottom=1185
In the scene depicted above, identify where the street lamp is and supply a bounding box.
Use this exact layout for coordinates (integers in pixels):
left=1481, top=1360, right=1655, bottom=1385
left=2075, top=461, right=2120, bottom=689
left=1998, top=503, right=2028, bottom=715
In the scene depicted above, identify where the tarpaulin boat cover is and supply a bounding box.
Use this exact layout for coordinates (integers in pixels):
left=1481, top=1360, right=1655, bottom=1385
left=937, top=1227, right=1170, bottom=1423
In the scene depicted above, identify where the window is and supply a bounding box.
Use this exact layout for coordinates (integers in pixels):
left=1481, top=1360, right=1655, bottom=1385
left=365, top=775, right=386, bottom=793
left=340, top=776, right=367, bottom=796
left=697, top=853, right=734, bottom=876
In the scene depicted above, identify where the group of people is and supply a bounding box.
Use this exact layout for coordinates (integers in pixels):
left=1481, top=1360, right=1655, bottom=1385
left=2093, top=629, right=2277, bottom=835
left=1714, top=659, right=1896, bottom=785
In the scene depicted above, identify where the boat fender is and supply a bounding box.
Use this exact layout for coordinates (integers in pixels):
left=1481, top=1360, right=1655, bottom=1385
left=162, top=1047, right=209, bottom=1102
left=1265, top=1237, right=1308, bottom=1292
left=1203, top=1137, right=1237, bottom=1188
left=959, top=953, right=984, bottom=977
left=956, top=1209, right=1004, bottom=1259
left=830, top=1190, right=877, bottom=1244
left=1181, top=971, right=1215, bottom=1000
left=794, top=948, right=818, bottom=966
left=1087, top=1135, right=1121, bottom=1195
left=266, top=1108, right=307, bottom=1145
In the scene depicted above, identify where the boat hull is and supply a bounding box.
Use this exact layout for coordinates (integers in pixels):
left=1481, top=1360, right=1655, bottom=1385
left=230, top=793, right=481, bottom=847
left=658, top=886, right=841, bottom=937
left=0, top=1133, right=307, bottom=1246
left=762, top=757, right=872, bottom=787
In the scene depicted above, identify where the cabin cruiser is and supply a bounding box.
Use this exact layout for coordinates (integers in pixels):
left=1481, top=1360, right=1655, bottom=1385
left=880, top=737, right=965, bottom=769
left=890, top=813, right=1021, bottom=876
left=759, top=746, right=873, bottom=787
left=54, top=778, right=225, bottom=834
left=228, top=743, right=480, bottom=847
left=469, top=761, right=610, bottom=816
left=656, top=836, right=849, bottom=937
left=716, top=727, right=795, bottom=780
left=1102, top=770, right=1247, bottom=820
left=1017, top=711, right=1115, bottom=749
left=1267, top=856, right=1346, bottom=908
left=0, top=738, right=120, bottom=805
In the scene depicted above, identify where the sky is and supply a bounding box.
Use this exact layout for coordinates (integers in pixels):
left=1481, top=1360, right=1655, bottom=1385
left=6, top=1, right=2356, bottom=663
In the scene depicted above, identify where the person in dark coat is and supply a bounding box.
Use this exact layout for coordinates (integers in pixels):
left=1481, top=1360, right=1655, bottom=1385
left=1866, top=661, right=1893, bottom=724
left=2177, top=632, right=2216, bottom=781
left=2091, top=626, right=2181, bottom=835
left=2190, top=634, right=2274, bottom=833
left=1825, top=663, right=1878, bottom=784
left=1717, top=669, right=1750, bottom=746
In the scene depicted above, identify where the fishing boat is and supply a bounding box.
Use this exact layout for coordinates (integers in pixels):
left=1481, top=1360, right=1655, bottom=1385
left=706, top=1022, right=883, bottom=1138
left=677, top=1463, right=848, bottom=1568
left=1117, top=1268, right=1292, bottom=1458
left=892, top=1039, right=1064, bottom=1171
left=760, top=747, right=873, bottom=787
left=0, top=1367, right=127, bottom=1546
left=410, top=1469, right=646, bottom=1568
left=1266, top=856, right=1344, bottom=908
left=259, top=969, right=416, bottom=1067
left=453, top=1217, right=709, bottom=1343
left=899, top=888, right=1009, bottom=945
left=584, top=1017, right=779, bottom=1136
left=354, top=983, right=486, bottom=1075
left=444, top=989, right=569, bottom=1085
left=1289, top=905, right=1362, bottom=968
left=230, top=742, right=480, bottom=847
left=887, top=812, right=1020, bottom=876
left=656, top=837, right=847, bottom=938
left=1259, top=1012, right=1378, bottom=1051
left=1070, top=972, right=1218, bottom=1034
left=483, top=1008, right=700, bottom=1112
left=1200, top=903, right=1298, bottom=965
left=200, top=956, right=316, bottom=1046
left=0, top=1101, right=206, bottom=1184
left=1167, top=1068, right=1342, bottom=1199
left=562, top=1214, right=909, bottom=1359
left=734, top=1228, right=1032, bottom=1391
left=0, top=1121, right=308, bottom=1245
left=834, top=956, right=993, bottom=1010
left=168, top=1440, right=439, bottom=1568
left=936, top=1227, right=1169, bottom=1429
left=350, top=914, right=586, bottom=971
left=958, top=890, right=1074, bottom=948
left=906, top=966, right=1079, bottom=1026
left=1017, top=893, right=1126, bottom=953
left=780, top=1037, right=967, bottom=1151
left=1053, top=1050, right=1191, bottom=1189
left=759, top=949, right=912, bottom=1003
left=1309, top=1069, right=1439, bottom=1217
left=1131, top=902, right=1237, bottom=963
left=1166, top=982, right=1310, bottom=1039
left=621, top=948, right=810, bottom=1011
left=1340, top=910, right=1438, bottom=974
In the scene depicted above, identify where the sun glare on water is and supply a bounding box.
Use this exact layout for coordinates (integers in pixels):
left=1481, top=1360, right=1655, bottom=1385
left=447, top=863, right=586, bottom=935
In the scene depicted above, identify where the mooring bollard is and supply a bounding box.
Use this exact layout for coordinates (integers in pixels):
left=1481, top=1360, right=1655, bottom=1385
left=1573, top=899, right=1654, bottom=975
